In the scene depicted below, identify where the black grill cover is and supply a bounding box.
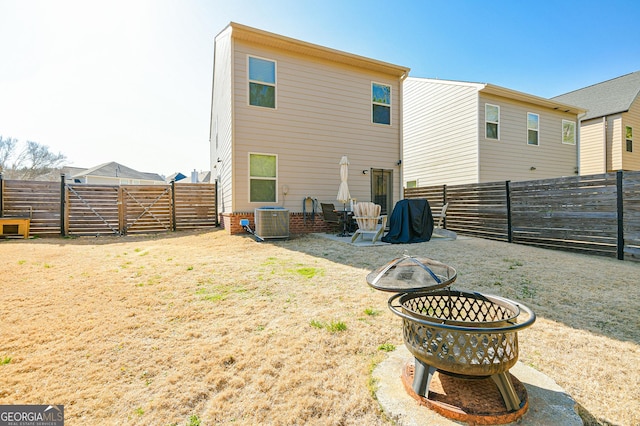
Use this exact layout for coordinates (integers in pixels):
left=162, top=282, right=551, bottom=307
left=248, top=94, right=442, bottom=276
left=381, top=199, right=434, bottom=244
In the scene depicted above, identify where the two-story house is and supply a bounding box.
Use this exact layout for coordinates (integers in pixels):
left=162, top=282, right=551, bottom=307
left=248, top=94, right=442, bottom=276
left=552, top=70, right=640, bottom=174
left=402, top=77, right=585, bottom=187
left=210, top=23, right=409, bottom=233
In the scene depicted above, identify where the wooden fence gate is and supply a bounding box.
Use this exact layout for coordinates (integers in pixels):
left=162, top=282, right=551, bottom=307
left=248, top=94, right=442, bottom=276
left=0, top=174, right=218, bottom=236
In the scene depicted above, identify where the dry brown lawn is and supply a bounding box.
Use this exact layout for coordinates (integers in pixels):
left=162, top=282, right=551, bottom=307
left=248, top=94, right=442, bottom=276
left=1, top=230, right=638, bottom=425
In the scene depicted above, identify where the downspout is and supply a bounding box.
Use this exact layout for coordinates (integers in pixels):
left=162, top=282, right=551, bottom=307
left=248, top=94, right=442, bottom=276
left=576, top=112, right=586, bottom=175
left=399, top=70, right=409, bottom=200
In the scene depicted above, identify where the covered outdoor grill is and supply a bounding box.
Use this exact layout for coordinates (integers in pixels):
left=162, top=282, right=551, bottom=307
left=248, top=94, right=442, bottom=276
left=367, top=255, right=536, bottom=423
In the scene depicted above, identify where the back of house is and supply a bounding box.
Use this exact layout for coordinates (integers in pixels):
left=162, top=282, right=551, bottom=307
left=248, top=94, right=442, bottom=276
left=210, top=23, right=410, bottom=233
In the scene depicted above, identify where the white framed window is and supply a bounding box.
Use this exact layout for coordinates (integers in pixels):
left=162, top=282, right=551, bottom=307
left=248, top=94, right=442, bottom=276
left=485, top=104, right=500, bottom=139
left=527, top=113, right=539, bottom=146
left=248, top=56, right=276, bottom=108
left=562, top=120, right=576, bottom=145
left=249, top=153, right=277, bottom=202
left=626, top=126, right=633, bottom=153
left=372, top=82, right=391, bottom=125
left=406, top=180, right=417, bottom=188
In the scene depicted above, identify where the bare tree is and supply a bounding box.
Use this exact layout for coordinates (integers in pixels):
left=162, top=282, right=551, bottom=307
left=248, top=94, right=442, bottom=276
left=0, top=136, right=66, bottom=180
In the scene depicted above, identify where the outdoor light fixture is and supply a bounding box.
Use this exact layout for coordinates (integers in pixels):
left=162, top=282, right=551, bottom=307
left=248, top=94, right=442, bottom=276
left=363, top=170, right=368, bottom=175
left=530, top=166, right=536, bottom=171
left=397, top=160, right=402, bottom=166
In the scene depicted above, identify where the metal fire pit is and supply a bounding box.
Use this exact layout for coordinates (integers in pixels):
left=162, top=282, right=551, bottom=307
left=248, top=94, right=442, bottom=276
left=367, top=255, right=536, bottom=413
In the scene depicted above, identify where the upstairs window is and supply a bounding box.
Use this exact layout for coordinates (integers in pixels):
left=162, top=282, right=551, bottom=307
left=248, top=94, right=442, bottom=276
left=249, top=153, right=277, bottom=202
left=626, top=126, right=633, bottom=153
left=562, top=120, right=576, bottom=145
left=485, top=104, right=500, bottom=139
left=527, top=113, right=539, bottom=145
left=372, top=82, right=391, bottom=125
left=248, top=56, right=276, bottom=108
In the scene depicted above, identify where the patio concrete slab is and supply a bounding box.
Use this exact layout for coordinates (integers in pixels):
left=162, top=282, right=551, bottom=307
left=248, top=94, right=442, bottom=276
left=373, top=345, right=583, bottom=426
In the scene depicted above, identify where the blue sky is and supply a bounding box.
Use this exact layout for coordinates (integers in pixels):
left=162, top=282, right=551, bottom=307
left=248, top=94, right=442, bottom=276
left=1, top=0, right=639, bottom=176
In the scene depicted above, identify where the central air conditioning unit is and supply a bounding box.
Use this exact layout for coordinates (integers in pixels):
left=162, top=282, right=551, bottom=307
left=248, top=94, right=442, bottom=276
left=254, top=207, right=289, bottom=239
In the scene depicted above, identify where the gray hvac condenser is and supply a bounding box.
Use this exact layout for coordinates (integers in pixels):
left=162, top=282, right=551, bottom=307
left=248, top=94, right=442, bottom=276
left=254, top=207, right=289, bottom=239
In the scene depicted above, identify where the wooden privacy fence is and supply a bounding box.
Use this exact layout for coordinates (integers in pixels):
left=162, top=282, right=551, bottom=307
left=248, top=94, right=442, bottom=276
left=404, top=170, right=640, bottom=261
left=0, top=175, right=218, bottom=236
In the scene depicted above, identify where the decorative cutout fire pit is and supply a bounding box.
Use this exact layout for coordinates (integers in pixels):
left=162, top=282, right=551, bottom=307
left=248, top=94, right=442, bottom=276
left=367, top=255, right=536, bottom=423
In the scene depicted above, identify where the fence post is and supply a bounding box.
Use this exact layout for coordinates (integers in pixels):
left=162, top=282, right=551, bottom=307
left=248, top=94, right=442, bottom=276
left=442, top=185, right=447, bottom=228
left=0, top=173, right=3, bottom=217
left=171, top=180, right=177, bottom=232
left=60, top=174, right=66, bottom=237
left=617, top=171, right=624, bottom=260
left=506, top=180, right=512, bottom=243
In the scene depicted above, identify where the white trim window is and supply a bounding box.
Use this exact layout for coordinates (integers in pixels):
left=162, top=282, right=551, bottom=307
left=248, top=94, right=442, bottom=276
left=527, top=113, right=539, bottom=146
left=626, top=126, right=633, bottom=153
left=248, top=56, right=276, bottom=108
left=372, top=82, right=391, bottom=125
left=562, top=120, right=576, bottom=145
left=485, top=104, right=500, bottom=139
left=249, top=153, right=277, bottom=202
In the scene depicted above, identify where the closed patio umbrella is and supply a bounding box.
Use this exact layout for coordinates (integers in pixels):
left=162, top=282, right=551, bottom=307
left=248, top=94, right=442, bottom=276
left=337, top=155, right=351, bottom=206
left=336, top=155, right=352, bottom=237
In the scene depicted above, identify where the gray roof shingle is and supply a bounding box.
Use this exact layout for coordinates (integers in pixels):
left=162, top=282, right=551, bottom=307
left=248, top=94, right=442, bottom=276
left=551, top=71, right=640, bottom=121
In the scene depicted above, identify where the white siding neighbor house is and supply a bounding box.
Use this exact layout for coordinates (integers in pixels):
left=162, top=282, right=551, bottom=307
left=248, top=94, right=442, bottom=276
left=552, top=70, right=640, bottom=174
left=210, top=23, right=410, bottom=233
left=402, top=77, right=585, bottom=187
left=67, top=162, right=165, bottom=185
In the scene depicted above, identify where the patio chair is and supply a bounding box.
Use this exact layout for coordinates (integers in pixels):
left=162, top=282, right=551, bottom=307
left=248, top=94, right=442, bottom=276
left=321, top=203, right=342, bottom=231
left=432, top=203, right=448, bottom=229
left=351, top=202, right=387, bottom=244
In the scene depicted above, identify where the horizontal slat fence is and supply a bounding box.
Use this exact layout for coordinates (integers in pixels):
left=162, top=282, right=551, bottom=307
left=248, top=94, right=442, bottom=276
left=405, top=170, right=640, bottom=261
left=510, top=173, right=619, bottom=256
left=0, top=175, right=218, bottom=237
left=445, top=181, right=510, bottom=242
left=1, top=180, right=62, bottom=235
left=174, top=183, right=218, bottom=230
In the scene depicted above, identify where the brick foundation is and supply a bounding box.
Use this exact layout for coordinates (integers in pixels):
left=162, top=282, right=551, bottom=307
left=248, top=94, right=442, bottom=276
left=220, top=212, right=338, bottom=235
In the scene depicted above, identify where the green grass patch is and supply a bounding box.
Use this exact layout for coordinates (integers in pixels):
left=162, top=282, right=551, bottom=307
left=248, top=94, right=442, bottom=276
left=0, top=356, right=12, bottom=365
left=310, top=319, right=347, bottom=332
left=377, top=343, right=396, bottom=352
left=364, top=307, right=380, bottom=316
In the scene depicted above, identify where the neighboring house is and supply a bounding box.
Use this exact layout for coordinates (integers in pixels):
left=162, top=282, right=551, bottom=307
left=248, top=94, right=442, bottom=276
left=402, top=77, right=585, bottom=187
left=168, top=170, right=211, bottom=184
left=552, top=71, right=640, bottom=175
left=210, top=23, right=409, bottom=232
left=67, top=162, right=165, bottom=185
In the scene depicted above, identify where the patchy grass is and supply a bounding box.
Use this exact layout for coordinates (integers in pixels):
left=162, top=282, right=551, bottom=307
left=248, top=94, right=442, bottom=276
left=0, top=231, right=638, bottom=425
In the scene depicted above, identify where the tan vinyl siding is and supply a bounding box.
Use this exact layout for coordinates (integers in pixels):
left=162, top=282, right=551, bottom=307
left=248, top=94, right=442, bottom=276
left=609, top=115, right=623, bottom=170
left=579, top=118, right=606, bottom=174
left=622, top=99, right=640, bottom=170
left=232, top=40, right=403, bottom=212
left=403, top=78, right=479, bottom=186
left=478, top=94, right=578, bottom=182
left=211, top=28, right=234, bottom=213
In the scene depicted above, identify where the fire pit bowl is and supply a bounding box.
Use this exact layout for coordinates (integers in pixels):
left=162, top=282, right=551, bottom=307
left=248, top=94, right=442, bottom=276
left=388, top=289, right=535, bottom=412
left=389, top=290, right=535, bottom=377
left=367, top=255, right=536, bottom=414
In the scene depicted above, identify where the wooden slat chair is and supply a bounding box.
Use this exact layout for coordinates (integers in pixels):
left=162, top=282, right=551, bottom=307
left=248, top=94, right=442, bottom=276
left=432, top=203, right=448, bottom=229
left=351, top=202, right=387, bottom=244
